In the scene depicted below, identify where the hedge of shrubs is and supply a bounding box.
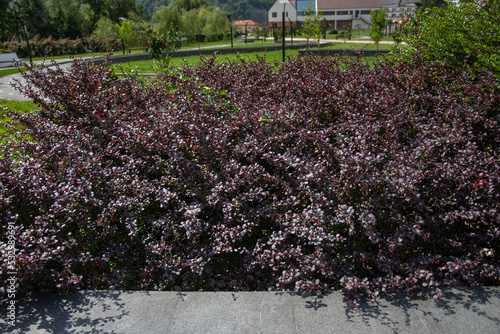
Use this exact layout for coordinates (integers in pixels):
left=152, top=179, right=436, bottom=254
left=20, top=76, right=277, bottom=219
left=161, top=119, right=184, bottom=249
left=0, top=54, right=499, bottom=303
left=0, top=35, right=122, bottom=58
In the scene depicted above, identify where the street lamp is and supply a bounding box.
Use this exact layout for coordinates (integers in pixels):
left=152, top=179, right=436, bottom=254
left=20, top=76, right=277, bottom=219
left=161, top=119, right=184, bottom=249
left=279, top=0, right=289, bottom=62
left=245, top=21, right=248, bottom=44
left=227, top=14, right=233, bottom=48
left=15, top=16, right=32, bottom=63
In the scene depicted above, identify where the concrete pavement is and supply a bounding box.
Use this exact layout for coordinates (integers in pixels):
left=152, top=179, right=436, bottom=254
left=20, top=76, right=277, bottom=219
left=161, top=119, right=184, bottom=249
left=0, top=69, right=30, bottom=101
left=0, top=58, right=76, bottom=102
left=1, top=288, right=499, bottom=333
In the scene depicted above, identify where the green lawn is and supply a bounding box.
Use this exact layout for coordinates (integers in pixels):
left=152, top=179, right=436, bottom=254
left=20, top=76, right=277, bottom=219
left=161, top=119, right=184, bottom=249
left=343, top=29, right=399, bottom=42
left=0, top=67, right=29, bottom=78
left=115, top=42, right=390, bottom=74
left=115, top=49, right=303, bottom=73
left=0, top=99, right=38, bottom=113
left=0, top=99, right=38, bottom=144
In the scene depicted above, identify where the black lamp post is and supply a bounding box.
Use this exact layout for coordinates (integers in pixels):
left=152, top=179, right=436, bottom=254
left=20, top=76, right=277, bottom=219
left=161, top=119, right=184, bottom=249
left=279, top=0, right=289, bottom=62
left=245, top=21, right=248, bottom=44
left=15, top=16, right=32, bottom=63
left=227, top=14, right=233, bottom=48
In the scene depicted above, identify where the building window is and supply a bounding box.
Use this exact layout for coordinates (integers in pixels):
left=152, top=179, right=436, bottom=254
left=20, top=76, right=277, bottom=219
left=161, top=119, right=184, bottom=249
left=360, top=10, right=371, bottom=14
left=337, top=20, right=351, bottom=29
left=272, top=12, right=277, bottom=18
left=337, top=10, right=349, bottom=15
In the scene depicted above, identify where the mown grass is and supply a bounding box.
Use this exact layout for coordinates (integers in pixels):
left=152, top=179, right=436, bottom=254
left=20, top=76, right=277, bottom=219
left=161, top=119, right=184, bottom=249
left=0, top=99, right=38, bottom=140
left=0, top=99, right=38, bottom=113
left=115, top=42, right=388, bottom=74
left=115, top=49, right=302, bottom=73
left=0, top=67, right=29, bottom=77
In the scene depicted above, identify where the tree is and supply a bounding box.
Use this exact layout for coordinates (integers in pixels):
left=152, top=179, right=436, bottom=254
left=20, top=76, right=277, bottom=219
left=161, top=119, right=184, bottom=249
left=116, top=19, right=132, bottom=54
left=370, top=9, right=387, bottom=51
left=0, top=0, right=12, bottom=40
left=145, top=25, right=180, bottom=63
left=415, top=0, right=437, bottom=12
left=2, top=0, right=143, bottom=41
left=202, top=7, right=229, bottom=42
left=9, top=0, right=52, bottom=37
left=397, top=0, right=500, bottom=74
left=93, top=16, right=120, bottom=40
left=301, top=4, right=323, bottom=49
left=339, top=28, right=351, bottom=45
left=78, top=3, right=95, bottom=36
left=354, top=23, right=362, bottom=36
left=153, top=6, right=182, bottom=36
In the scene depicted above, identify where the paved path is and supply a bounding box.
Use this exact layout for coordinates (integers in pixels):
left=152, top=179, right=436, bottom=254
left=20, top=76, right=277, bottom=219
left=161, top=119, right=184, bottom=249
left=1, top=288, right=499, bottom=333
left=0, top=71, right=30, bottom=101
left=0, top=59, right=75, bottom=102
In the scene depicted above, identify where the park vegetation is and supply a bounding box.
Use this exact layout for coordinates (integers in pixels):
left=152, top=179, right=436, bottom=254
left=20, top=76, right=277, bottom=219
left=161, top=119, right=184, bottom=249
left=1, top=48, right=499, bottom=303
left=395, top=0, right=500, bottom=76
left=0, top=0, right=498, bottom=305
left=0, top=0, right=236, bottom=58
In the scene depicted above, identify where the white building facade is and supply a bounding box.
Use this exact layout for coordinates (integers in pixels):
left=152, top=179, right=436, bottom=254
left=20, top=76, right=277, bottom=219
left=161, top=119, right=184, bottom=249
left=268, top=0, right=382, bottom=31
left=382, top=0, right=418, bottom=20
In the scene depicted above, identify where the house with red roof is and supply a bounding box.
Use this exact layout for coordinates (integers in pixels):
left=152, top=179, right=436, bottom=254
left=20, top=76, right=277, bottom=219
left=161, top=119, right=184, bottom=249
left=233, top=20, right=262, bottom=34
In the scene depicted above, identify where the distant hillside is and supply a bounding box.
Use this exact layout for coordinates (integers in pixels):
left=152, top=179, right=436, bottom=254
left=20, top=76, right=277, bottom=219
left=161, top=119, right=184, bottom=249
left=140, top=0, right=275, bottom=22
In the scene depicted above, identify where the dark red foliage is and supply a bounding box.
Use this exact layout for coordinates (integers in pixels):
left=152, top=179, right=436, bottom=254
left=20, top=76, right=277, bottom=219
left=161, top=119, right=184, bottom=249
left=1, top=54, right=499, bottom=303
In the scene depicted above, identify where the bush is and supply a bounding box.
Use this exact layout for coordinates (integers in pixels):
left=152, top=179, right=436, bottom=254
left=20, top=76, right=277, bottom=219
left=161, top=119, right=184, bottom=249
left=397, top=0, right=500, bottom=75
left=1, top=54, right=499, bottom=304
left=0, top=35, right=122, bottom=58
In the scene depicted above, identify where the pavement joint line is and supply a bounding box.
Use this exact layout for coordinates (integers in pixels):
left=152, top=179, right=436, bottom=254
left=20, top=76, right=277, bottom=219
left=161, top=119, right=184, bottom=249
left=165, top=293, right=181, bottom=334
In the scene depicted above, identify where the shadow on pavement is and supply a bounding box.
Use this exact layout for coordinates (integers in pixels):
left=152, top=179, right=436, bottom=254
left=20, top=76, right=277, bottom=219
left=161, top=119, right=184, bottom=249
left=2, top=290, right=134, bottom=334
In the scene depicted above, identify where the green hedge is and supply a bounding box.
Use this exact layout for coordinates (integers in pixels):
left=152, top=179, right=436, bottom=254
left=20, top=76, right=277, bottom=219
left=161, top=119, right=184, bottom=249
left=0, top=35, right=123, bottom=58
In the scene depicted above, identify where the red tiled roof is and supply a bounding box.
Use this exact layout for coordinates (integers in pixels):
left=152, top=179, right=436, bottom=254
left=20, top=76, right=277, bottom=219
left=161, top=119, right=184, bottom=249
left=232, top=20, right=261, bottom=27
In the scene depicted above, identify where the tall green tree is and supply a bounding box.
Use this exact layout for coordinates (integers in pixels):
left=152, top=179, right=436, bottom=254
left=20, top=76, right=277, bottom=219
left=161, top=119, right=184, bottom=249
left=202, top=7, right=229, bottom=41
left=3, top=0, right=143, bottom=40
left=153, top=6, right=182, bottom=36
left=93, top=17, right=120, bottom=40
left=370, top=9, right=387, bottom=51
left=301, top=4, right=323, bottom=49
left=116, top=19, right=132, bottom=53
left=397, top=0, right=500, bottom=74
left=10, top=0, right=52, bottom=37
left=182, top=8, right=205, bottom=42
left=0, top=0, right=12, bottom=40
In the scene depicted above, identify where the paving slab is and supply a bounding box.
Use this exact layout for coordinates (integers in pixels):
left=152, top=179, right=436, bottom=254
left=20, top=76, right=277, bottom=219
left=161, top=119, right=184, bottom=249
left=1, top=287, right=499, bottom=333
left=0, top=72, right=29, bottom=101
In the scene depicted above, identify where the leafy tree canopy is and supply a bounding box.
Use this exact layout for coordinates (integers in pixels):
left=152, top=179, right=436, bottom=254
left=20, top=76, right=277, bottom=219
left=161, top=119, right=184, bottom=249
left=2, top=0, right=143, bottom=40
left=370, top=9, right=387, bottom=51
left=397, top=0, right=500, bottom=74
